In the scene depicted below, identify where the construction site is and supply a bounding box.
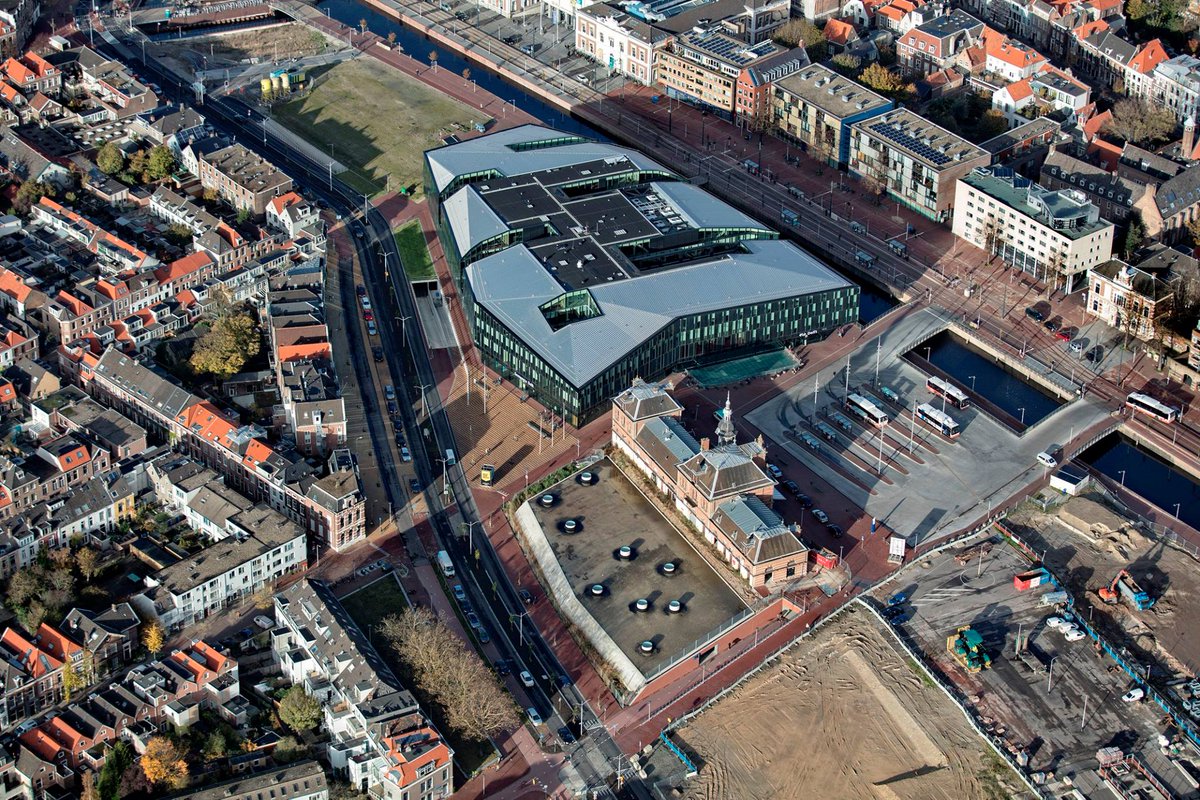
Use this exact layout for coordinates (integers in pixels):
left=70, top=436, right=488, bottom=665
left=670, top=611, right=1023, bottom=800
left=880, top=522, right=1200, bottom=798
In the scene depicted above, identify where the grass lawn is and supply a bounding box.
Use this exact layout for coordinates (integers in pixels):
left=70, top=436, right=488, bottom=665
left=272, top=58, right=478, bottom=198
left=395, top=221, right=436, bottom=281
left=339, top=576, right=498, bottom=779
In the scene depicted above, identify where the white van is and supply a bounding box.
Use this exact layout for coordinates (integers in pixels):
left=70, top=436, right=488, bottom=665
left=445, top=448, right=457, bottom=466
left=1037, top=451, right=1058, bottom=468
left=436, top=550, right=455, bottom=577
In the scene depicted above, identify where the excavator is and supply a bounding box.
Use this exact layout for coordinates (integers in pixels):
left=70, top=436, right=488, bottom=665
left=1097, top=569, right=1156, bottom=611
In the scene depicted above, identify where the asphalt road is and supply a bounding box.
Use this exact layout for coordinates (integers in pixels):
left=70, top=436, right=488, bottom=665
left=93, top=22, right=631, bottom=797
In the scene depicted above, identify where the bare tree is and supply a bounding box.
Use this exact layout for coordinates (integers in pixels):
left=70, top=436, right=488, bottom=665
left=380, top=608, right=518, bottom=741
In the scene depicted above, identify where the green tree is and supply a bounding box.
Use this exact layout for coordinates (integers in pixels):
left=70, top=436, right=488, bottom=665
left=147, top=146, right=176, bottom=181
left=98, top=741, right=135, bottom=800
left=6, top=568, right=40, bottom=606
left=97, top=142, right=125, bottom=175
left=278, top=686, right=322, bottom=732
left=1121, top=212, right=1147, bottom=259
left=773, top=19, right=826, bottom=61
left=830, top=53, right=861, bottom=75
left=13, top=180, right=51, bottom=214
left=189, top=312, right=260, bottom=380
left=859, top=63, right=907, bottom=98
left=63, top=659, right=85, bottom=702
left=1104, top=98, right=1178, bottom=146
left=201, top=730, right=227, bottom=762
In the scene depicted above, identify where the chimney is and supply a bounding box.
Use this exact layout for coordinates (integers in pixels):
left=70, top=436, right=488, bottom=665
left=700, top=437, right=710, bottom=451
left=1185, top=116, right=1197, bottom=160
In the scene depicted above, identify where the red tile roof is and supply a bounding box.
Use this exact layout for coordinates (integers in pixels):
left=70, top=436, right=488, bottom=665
left=823, top=19, right=858, bottom=46
left=0, top=628, right=61, bottom=678
left=154, top=251, right=213, bottom=284
left=1003, top=79, right=1033, bottom=101
left=982, top=28, right=1047, bottom=69
left=1128, top=39, right=1168, bottom=75
left=0, top=265, right=31, bottom=303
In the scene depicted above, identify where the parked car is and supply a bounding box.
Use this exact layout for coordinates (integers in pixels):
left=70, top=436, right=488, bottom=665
left=410, top=478, right=422, bottom=493
left=1043, top=316, right=1062, bottom=333
left=519, top=670, right=535, bottom=688
left=1056, top=326, right=1076, bottom=342
left=356, top=284, right=367, bottom=297
left=518, top=588, right=534, bottom=605
left=557, top=726, right=577, bottom=744
left=766, top=463, right=783, bottom=479
left=466, top=611, right=481, bottom=627
left=373, top=346, right=385, bottom=362
left=400, top=446, right=412, bottom=462
left=253, top=615, right=274, bottom=630
left=387, top=401, right=398, bottom=415
left=1086, top=346, right=1103, bottom=363
left=812, top=509, right=829, bottom=524
left=476, top=626, right=490, bottom=644
left=1045, top=616, right=1066, bottom=629
left=1025, top=306, right=1045, bottom=322
left=796, top=493, right=814, bottom=509
left=367, top=320, right=378, bottom=336
left=384, top=384, right=396, bottom=400
left=527, top=708, right=545, bottom=726
left=827, top=523, right=843, bottom=538
left=1122, top=687, right=1145, bottom=703
left=361, top=296, right=371, bottom=311
left=495, top=659, right=511, bottom=676
left=783, top=479, right=802, bottom=496
left=452, top=584, right=467, bottom=602
left=363, top=309, right=374, bottom=322
left=1069, top=339, right=1085, bottom=353
left=395, top=433, right=405, bottom=447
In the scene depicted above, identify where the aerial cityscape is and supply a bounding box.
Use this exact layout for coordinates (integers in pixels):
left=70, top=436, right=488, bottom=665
left=0, top=0, right=1195, bottom=796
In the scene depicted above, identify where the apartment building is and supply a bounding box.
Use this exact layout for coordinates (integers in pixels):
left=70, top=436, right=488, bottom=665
left=131, top=501, right=306, bottom=631
left=1153, top=55, right=1200, bottom=126
left=167, top=761, right=328, bottom=800
left=1086, top=259, right=1175, bottom=340
left=273, top=580, right=453, bottom=800
left=197, top=143, right=294, bottom=215
left=1040, top=149, right=1158, bottom=233
left=896, top=9, right=983, bottom=78
left=656, top=26, right=806, bottom=119
left=770, top=64, right=893, bottom=167
left=953, top=166, right=1115, bottom=291
left=76, top=347, right=367, bottom=552
left=979, top=27, right=1048, bottom=82
left=60, top=604, right=140, bottom=679
left=734, top=48, right=811, bottom=129
left=849, top=108, right=990, bottom=221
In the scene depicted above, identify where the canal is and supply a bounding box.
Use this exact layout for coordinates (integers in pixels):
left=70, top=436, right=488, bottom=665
left=316, top=0, right=897, bottom=323
left=920, top=331, right=1061, bottom=425
left=1081, top=436, right=1200, bottom=530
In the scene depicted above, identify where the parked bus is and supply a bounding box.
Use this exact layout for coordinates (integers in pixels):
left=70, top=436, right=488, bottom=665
left=1126, top=392, right=1179, bottom=423
left=916, top=403, right=960, bottom=439
left=846, top=393, right=889, bottom=427
left=927, top=376, right=970, bottom=409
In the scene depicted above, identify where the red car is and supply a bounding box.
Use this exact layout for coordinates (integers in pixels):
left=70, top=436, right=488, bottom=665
left=1056, top=326, right=1076, bottom=342
left=363, top=309, right=374, bottom=322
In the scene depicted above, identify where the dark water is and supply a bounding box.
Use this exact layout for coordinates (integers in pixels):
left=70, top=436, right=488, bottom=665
left=318, top=0, right=897, bottom=325
left=922, top=332, right=1061, bottom=424
left=1081, top=436, right=1200, bottom=530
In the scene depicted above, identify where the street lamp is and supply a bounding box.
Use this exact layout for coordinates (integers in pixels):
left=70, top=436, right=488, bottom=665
left=968, top=375, right=976, bottom=393
left=1018, top=407, right=1025, bottom=425
left=437, top=457, right=449, bottom=496
left=1047, top=655, right=1059, bottom=693
left=1174, top=503, right=1181, bottom=520
left=396, top=315, right=412, bottom=349
left=1118, top=469, right=1126, bottom=487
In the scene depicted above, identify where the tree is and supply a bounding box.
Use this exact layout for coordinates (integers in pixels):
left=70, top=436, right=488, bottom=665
left=429, top=50, right=439, bottom=73
left=830, top=53, right=861, bottom=76
left=143, top=621, right=165, bottom=655
left=48, top=567, right=74, bottom=596
left=860, top=173, right=885, bottom=204
left=13, top=180, right=51, bottom=214
left=1125, top=0, right=1150, bottom=20
left=98, top=740, right=134, bottom=800
left=859, top=63, right=907, bottom=98
left=97, top=142, right=125, bottom=175
left=1121, top=212, right=1147, bottom=260
left=189, top=312, right=261, bottom=380
left=1104, top=98, right=1178, bottom=146
left=380, top=608, right=519, bottom=741
left=278, top=686, right=322, bottom=732
left=74, top=546, right=99, bottom=582
left=387, top=31, right=396, bottom=46
left=202, top=730, right=227, bottom=762
left=773, top=19, right=826, bottom=62
left=359, top=18, right=367, bottom=34
left=81, top=771, right=98, bottom=800
left=140, top=737, right=188, bottom=788
left=6, top=569, right=40, bottom=606
left=147, top=146, right=176, bottom=181
left=63, top=659, right=86, bottom=702
left=21, top=601, right=47, bottom=633
left=462, top=67, right=471, bottom=81
left=274, top=735, right=305, bottom=763
left=49, top=547, right=73, bottom=568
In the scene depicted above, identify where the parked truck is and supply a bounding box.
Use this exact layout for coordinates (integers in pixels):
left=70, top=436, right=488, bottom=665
left=436, top=550, right=455, bottom=578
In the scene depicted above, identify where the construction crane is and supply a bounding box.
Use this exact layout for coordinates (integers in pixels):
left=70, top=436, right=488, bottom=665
left=1097, top=569, right=1156, bottom=611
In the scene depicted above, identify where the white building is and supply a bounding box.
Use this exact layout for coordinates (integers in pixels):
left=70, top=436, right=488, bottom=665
left=952, top=166, right=1115, bottom=292
left=1153, top=54, right=1200, bottom=125
left=131, top=503, right=307, bottom=631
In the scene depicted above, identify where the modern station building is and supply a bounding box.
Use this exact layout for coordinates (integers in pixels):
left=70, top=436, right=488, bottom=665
left=424, top=125, right=859, bottom=425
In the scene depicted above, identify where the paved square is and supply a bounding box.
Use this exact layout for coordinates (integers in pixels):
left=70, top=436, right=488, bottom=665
left=532, top=460, right=747, bottom=675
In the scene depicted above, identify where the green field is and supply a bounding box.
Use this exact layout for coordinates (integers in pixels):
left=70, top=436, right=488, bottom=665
left=338, top=575, right=409, bottom=635
left=273, top=58, right=479, bottom=197
left=395, top=221, right=436, bottom=281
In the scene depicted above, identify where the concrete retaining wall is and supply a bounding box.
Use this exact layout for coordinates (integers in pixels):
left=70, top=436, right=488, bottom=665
left=513, top=502, right=647, bottom=696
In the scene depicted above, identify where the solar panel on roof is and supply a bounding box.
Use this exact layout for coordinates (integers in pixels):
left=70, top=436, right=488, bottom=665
left=869, top=121, right=952, bottom=166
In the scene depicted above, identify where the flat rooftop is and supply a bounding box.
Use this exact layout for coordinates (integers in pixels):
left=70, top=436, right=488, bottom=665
left=531, top=460, right=747, bottom=675
left=853, top=108, right=987, bottom=170
left=774, top=64, right=892, bottom=120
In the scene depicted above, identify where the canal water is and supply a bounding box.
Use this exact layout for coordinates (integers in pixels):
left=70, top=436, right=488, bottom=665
left=317, top=0, right=897, bottom=323
left=921, top=331, right=1061, bottom=425
left=1081, top=436, right=1200, bottom=530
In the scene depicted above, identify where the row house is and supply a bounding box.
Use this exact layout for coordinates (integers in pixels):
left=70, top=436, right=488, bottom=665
left=1, top=52, right=58, bottom=96
left=0, top=264, right=44, bottom=319
left=897, top=9, right=983, bottom=79
left=273, top=580, right=453, bottom=800
left=150, top=187, right=284, bottom=272
left=992, top=65, right=1091, bottom=127
left=1152, top=55, right=1200, bottom=126
left=1075, top=28, right=1167, bottom=96
left=60, top=604, right=140, bottom=680
left=613, top=382, right=809, bottom=587
left=875, top=0, right=936, bottom=35
left=15, top=641, right=238, bottom=784
left=168, top=761, right=327, bottom=800
left=265, top=192, right=320, bottom=239
left=734, top=48, right=812, bottom=132
left=0, top=432, right=112, bottom=522
left=31, top=389, right=148, bottom=461
left=0, top=0, right=39, bottom=59
left=268, top=294, right=346, bottom=457
left=0, top=316, right=34, bottom=370
left=0, top=625, right=71, bottom=730
left=848, top=107, right=990, bottom=221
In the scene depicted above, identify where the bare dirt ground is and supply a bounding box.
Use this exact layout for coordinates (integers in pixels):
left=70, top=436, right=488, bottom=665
left=197, top=24, right=331, bottom=64
left=1006, top=494, right=1200, bottom=677
left=676, top=611, right=1018, bottom=800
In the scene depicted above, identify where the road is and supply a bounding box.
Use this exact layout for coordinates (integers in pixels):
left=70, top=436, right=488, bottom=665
left=89, top=19, right=631, bottom=798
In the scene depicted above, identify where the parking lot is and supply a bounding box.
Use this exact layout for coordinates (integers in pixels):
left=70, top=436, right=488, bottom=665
left=530, top=460, right=747, bottom=675
left=887, top=538, right=1188, bottom=794
left=746, top=308, right=1111, bottom=543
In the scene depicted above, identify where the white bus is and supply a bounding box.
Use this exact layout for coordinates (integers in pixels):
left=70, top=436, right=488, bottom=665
left=846, top=393, right=889, bottom=427
left=916, top=403, right=960, bottom=439
left=927, top=376, right=970, bottom=409
left=1126, top=392, right=1179, bottom=423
